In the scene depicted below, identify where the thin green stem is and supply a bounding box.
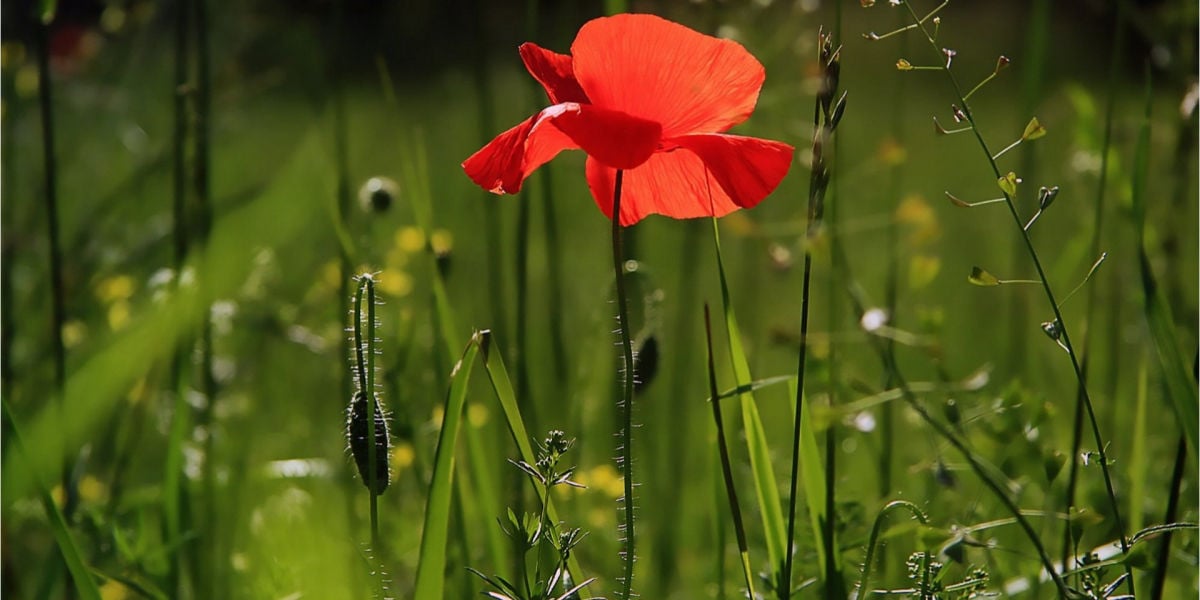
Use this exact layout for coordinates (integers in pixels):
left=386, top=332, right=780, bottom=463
left=1149, top=434, right=1188, bottom=600
left=902, top=2, right=1131, bottom=593
left=610, top=170, right=636, bottom=600
left=856, top=501, right=929, bottom=600
left=35, top=8, right=71, bottom=517
left=704, top=305, right=756, bottom=598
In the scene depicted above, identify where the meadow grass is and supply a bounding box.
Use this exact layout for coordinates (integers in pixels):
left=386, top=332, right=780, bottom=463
left=2, top=2, right=1196, bottom=599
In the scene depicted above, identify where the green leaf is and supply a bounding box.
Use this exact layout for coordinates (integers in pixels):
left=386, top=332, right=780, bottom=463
left=968, top=267, right=1001, bottom=287
left=1021, top=116, right=1047, bottom=141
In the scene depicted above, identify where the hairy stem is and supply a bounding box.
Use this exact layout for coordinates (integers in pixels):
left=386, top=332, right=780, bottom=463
left=611, top=170, right=636, bottom=600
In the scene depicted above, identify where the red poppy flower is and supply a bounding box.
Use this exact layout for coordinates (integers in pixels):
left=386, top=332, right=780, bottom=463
left=462, top=13, right=795, bottom=226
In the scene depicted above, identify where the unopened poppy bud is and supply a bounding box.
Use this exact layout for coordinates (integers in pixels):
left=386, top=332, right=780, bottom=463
left=358, top=176, right=399, bottom=214
left=632, top=335, right=659, bottom=392
left=347, top=391, right=390, bottom=495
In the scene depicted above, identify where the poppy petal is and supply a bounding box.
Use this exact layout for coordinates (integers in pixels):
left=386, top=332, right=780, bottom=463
left=670, top=133, right=794, bottom=209
left=462, top=111, right=577, bottom=195
left=463, top=103, right=662, bottom=195
left=519, top=43, right=589, bottom=104
left=585, top=134, right=792, bottom=226
left=571, top=14, right=765, bottom=138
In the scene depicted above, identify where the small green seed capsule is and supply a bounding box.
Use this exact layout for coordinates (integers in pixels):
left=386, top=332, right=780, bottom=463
left=347, top=390, right=390, bottom=495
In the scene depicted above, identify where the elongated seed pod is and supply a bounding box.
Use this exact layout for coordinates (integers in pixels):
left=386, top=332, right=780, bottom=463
left=347, top=390, right=390, bottom=495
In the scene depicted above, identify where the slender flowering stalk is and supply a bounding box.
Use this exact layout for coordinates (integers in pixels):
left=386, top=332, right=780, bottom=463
left=784, top=29, right=845, bottom=600
left=892, top=6, right=1132, bottom=594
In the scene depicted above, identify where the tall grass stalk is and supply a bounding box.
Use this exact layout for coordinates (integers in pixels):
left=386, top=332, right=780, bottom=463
left=34, top=1, right=71, bottom=517
left=1060, top=0, right=1124, bottom=573
left=879, top=7, right=908, bottom=501
left=189, top=0, right=220, bottom=594
left=784, top=27, right=846, bottom=600
left=823, top=7, right=846, bottom=599
left=896, top=2, right=1132, bottom=592
left=608, top=170, right=639, bottom=600
left=163, top=0, right=193, bottom=593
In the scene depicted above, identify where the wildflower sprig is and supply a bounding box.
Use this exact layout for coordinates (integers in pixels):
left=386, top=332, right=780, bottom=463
left=471, top=430, right=596, bottom=600
left=864, top=0, right=1133, bottom=596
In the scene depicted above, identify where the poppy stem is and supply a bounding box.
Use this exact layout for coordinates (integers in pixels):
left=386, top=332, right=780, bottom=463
left=610, top=169, right=637, bottom=600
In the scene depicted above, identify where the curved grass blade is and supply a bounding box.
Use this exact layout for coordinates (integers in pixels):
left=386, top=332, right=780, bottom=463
left=3, top=399, right=101, bottom=600
left=401, top=141, right=508, bottom=577
left=711, top=219, right=788, bottom=577
left=413, top=337, right=481, bottom=599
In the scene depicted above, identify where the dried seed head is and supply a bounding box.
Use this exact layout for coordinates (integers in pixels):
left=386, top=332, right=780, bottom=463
left=347, top=391, right=390, bottom=495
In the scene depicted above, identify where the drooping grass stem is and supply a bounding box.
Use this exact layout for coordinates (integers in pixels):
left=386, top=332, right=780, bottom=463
left=900, top=2, right=1132, bottom=593
left=610, top=170, right=637, bottom=600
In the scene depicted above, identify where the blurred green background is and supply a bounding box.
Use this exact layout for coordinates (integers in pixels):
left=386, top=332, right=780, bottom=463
left=2, top=0, right=1196, bottom=598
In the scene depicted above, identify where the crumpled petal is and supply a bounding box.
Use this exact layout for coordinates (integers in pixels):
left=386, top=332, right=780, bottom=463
left=463, top=103, right=663, bottom=195
left=519, top=43, right=589, bottom=104
left=571, top=13, right=765, bottom=138
left=585, top=133, right=793, bottom=226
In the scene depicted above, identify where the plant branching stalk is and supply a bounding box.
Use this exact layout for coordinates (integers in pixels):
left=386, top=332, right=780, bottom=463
left=610, top=170, right=636, bottom=600
left=901, top=2, right=1132, bottom=593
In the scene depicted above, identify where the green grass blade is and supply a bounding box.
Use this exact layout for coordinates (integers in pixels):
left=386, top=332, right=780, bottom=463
left=401, top=141, right=509, bottom=574
left=711, top=218, right=787, bottom=576
left=413, top=337, right=481, bottom=600
left=3, top=399, right=101, bottom=600
left=477, top=330, right=592, bottom=599
left=1130, top=74, right=1199, bottom=461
